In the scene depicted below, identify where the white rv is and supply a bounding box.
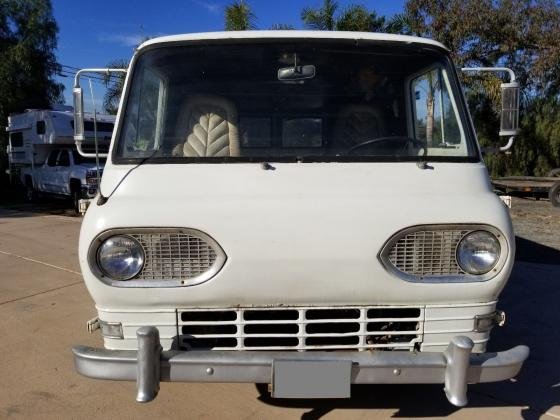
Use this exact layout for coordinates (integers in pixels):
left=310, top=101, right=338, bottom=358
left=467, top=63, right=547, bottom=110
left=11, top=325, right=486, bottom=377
left=6, top=108, right=114, bottom=211
left=71, top=31, right=528, bottom=406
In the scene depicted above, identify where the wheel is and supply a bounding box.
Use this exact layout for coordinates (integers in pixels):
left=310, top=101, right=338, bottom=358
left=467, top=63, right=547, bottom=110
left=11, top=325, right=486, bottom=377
left=549, top=182, right=560, bottom=207
left=547, top=168, right=560, bottom=177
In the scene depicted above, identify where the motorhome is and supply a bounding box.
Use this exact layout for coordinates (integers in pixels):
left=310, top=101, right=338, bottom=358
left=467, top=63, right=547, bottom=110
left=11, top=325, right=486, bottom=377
left=71, top=31, right=528, bottom=406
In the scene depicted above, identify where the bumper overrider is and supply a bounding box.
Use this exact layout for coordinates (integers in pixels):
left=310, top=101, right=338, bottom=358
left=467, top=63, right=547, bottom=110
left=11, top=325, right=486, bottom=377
left=73, top=326, right=529, bottom=406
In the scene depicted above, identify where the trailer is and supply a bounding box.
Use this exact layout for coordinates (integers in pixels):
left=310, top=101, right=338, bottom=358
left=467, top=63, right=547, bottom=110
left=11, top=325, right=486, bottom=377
left=492, top=174, right=560, bottom=207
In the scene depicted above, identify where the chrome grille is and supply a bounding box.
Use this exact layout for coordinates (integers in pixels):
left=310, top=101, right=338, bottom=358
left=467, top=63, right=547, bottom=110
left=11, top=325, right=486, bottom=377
left=387, top=229, right=469, bottom=277
left=178, top=306, right=423, bottom=351
left=131, top=232, right=219, bottom=280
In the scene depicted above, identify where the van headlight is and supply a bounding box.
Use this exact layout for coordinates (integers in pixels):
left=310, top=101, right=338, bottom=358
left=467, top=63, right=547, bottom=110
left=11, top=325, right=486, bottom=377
left=97, top=235, right=144, bottom=280
left=456, top=231, right=500, bottom=275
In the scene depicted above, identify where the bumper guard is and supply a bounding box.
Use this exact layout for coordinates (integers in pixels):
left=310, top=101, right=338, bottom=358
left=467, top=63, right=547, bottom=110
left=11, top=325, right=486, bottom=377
left=72, top=326, right=528, bottom=406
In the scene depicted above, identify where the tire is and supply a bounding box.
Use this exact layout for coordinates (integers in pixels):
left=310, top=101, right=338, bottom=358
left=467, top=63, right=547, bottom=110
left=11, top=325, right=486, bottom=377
left=70, top=179, right=83, bottom=215
left=24, top=176, right=37, bottom=203
left=547, top=168, right=560, bottom=177
left=72, top=189, right=82, bottom=214
left=549, top=182, right=560, bottom=207
left=25, top=184, right=37, bottom=203
left=255, top=383, right=270, bottom=398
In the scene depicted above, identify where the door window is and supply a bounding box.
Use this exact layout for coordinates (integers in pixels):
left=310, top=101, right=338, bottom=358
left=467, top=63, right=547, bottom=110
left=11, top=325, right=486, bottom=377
left=36, top=120, right=46, bottom=135
left=411, top=67, right=465, bottom=155
left=57, top=150, right=70, bottom=167
left=47, top=151, right=59, bottom=167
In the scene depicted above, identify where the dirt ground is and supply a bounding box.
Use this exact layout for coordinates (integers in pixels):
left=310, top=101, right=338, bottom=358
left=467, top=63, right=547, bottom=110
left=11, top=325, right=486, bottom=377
left=509, top=197, right=560, bottom=253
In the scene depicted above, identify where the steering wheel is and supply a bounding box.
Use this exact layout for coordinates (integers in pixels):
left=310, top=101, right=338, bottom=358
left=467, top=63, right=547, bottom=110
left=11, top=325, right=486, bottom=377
left=347, top=136, right=425, bottom=155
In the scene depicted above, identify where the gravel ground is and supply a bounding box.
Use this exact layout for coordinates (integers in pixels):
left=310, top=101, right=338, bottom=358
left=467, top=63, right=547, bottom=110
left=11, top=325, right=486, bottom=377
left=509, top=197, right=560, bottom=257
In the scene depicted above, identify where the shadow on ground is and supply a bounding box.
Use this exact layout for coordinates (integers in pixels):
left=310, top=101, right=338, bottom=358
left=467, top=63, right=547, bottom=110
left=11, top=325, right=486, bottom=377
left=0, top=186, right=78, bottom=218
left=257, top=237, right=560, bottom=419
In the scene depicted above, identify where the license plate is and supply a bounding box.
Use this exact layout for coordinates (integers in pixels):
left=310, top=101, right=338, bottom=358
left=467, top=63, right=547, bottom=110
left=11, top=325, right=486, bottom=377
left=272, top=359, right=352, bottom=399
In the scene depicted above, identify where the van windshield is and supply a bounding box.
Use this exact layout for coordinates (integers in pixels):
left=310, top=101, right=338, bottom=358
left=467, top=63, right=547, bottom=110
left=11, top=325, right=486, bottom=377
left=115, top=40, right=477, bottom=163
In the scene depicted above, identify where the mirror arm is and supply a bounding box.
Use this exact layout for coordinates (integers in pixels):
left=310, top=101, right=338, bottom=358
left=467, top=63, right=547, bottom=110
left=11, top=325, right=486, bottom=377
left=484, top=136, right=515, bottom=155
left=499, top=136, right=515, bottom=152
left=73, top=68, right=127, bottom=158
left=461, top=67, right=516, bottom=83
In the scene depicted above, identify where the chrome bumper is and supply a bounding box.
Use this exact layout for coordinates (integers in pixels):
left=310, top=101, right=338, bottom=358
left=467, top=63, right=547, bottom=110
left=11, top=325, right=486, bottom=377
left=73, top=326, right=529, bottom=407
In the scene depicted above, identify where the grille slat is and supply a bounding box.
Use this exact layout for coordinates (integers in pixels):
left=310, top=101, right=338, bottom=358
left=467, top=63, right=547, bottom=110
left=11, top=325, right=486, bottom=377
left=387, top=229, right=469, bottom=277
left=179, top=306, right=423, bottom=351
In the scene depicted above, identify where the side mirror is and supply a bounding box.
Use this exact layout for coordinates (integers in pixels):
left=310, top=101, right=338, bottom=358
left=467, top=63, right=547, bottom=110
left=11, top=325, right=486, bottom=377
left=461, top=67, right=519, bottom=152
left=72, top=67, right=127, bottom=157
left=499, top=82, right=520, bottom=137
left=73, top=87, right=85, bottom=141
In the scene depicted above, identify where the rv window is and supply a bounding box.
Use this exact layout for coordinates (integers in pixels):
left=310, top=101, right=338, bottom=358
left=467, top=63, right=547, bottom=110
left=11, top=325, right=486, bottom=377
left=9, top=132, right=23, bottom=147
left=57, top=150, right=70, bottom=167
left=36, top=121, right=46, bottom=135
left=47, top=151, right=59, bottom=167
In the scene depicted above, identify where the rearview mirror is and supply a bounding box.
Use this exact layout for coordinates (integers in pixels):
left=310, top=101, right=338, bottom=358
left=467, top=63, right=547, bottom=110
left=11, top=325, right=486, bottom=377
left=73, top=87, right=85, bottom=141
left=499, top=82, right=520, bottom=137
left=278, top=64, right=316, bottom=81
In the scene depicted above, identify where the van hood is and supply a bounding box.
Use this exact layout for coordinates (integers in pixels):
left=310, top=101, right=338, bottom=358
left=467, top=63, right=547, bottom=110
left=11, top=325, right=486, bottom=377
left=80, top=161, right=514, bottom=309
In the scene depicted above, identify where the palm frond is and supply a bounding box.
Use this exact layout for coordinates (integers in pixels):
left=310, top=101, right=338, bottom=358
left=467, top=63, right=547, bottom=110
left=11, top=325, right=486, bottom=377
left=225, top=0, right=256, bottom=31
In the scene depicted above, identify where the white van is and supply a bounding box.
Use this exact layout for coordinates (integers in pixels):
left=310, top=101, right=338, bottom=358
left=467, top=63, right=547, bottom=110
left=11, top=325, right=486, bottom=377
left=72, top=31, right=528, bottom=407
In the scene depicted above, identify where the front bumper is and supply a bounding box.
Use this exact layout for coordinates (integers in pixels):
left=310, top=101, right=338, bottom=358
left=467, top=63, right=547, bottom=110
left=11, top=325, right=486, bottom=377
left=73, top=326, right=528, bottom=406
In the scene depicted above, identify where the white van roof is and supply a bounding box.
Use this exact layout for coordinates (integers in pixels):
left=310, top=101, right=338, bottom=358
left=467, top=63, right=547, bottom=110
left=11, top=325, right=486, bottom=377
left=139, top=30, right=448, bottom=52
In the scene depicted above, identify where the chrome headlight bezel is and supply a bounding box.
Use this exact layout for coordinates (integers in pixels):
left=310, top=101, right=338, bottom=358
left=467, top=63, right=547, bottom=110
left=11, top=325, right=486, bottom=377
left=378, top=224, right=509, bottom=283
left=88, top=228, right=227, bottom=288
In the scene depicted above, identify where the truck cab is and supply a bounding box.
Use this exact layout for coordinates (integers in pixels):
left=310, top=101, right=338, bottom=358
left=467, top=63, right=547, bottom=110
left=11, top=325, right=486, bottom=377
left=72, top=31, right=528, bottom=406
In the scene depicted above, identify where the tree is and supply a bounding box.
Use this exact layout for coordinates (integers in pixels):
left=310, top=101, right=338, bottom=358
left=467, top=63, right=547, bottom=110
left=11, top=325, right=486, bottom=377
left=0, top=0, right=63, bottom=180
left=225, top=0, right=256, bottom=31
left=301, top=0, right=338, bottom=30
left=269, top=24, right=295, bottom=30
left=301, top=0, right=413, bottom=33
left=102, top=59, right=129, bottom=114
left=405, top=0, right=560, bottom=176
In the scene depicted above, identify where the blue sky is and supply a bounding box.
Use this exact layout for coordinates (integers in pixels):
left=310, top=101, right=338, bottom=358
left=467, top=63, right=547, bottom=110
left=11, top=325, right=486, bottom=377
left=52, top=0, right=406, bottom=111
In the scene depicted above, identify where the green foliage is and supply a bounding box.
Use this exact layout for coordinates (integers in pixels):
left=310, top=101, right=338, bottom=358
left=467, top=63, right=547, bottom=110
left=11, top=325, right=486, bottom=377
left=301, top=0, right=338, bottom=30
left=0, top=0, right=63, bottom=180
left=103, top=59, right=129, bottom=114
left=405, top=0, right=560, bottom=176
left=225, top=0, right=256, bottom=31
left=336, top=5, right=385, bottom=32
left=269, top=24, right=295, bottom=30
left=300, top=1, right=408, bottom=33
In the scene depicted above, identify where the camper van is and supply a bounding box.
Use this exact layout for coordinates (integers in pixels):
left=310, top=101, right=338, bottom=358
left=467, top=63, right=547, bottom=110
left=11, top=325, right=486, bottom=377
left=71, top=31, right=528, bottom=406
left=6, top=108, right=114, bottom=211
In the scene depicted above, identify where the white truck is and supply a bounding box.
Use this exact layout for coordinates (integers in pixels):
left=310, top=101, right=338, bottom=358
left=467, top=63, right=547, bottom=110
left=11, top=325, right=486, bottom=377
left=71, top=31, right=528, bottom=407
left=6, top=108, right=114, bottom=212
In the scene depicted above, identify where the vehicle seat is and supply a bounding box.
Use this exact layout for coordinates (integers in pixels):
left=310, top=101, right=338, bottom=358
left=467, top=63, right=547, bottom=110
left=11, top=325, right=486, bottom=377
left=172, top=96, right=240, bottom=157
left=333, top=104, right=386, bottom=149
